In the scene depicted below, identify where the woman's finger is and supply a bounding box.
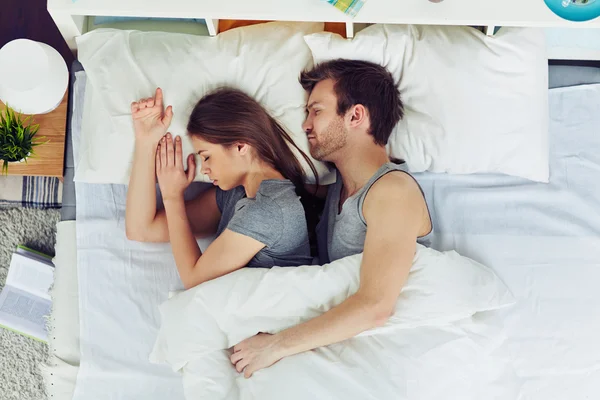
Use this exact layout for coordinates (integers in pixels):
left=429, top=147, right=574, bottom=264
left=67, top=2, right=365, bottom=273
left=134, top=107, right=155, bottom=119
left=155, top=88, right=163, bottom=108
left=156, top=144, right=161, bottom=172
left=162, top=105, right=173, bottom=127
left=160, top=136, right=167, bottom=167
left=175, top=136, right=183, bottom=167
left=131, top=101, right=139, bottom=113
left=186, top=154, right=196, bottom=184
left=165, top=133, right=173, bottom=166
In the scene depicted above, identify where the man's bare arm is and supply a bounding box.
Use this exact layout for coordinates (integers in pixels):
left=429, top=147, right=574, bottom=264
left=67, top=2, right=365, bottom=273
left=231, top=173, right=429, bottom=377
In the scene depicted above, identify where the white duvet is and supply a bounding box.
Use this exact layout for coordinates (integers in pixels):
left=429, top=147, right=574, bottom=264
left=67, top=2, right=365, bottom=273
left=151, top=245, right=515, bottom=400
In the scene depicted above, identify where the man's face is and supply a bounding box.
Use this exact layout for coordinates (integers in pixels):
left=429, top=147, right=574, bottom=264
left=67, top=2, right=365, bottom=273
left=302, top=79, right=348, bottom=162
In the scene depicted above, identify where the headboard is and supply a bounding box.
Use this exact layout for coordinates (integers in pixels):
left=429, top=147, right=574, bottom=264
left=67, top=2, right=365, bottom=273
left=48, top=0, right=600, bottom=57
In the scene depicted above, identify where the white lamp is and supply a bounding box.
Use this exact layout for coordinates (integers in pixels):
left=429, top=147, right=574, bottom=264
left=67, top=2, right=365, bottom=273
left=0, top=39, right=69, bottom=115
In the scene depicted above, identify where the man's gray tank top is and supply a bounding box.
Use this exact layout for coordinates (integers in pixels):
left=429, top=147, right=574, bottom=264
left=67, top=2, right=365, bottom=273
left=316, top=161, right=433, bottom=264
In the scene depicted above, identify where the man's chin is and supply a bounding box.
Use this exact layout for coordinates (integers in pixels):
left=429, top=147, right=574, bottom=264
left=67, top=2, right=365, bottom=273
left=311, top=150, right=331, bottom=162
left=309, top=147, right=324, bottom=161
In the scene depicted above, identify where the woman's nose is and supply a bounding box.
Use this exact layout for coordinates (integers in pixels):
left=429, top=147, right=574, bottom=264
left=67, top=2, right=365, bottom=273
left=201, top=163, right=210, bottom=175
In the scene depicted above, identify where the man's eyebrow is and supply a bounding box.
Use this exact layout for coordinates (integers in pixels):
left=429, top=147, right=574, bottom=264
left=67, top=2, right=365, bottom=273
left=306, top=101, right=320, bottom=110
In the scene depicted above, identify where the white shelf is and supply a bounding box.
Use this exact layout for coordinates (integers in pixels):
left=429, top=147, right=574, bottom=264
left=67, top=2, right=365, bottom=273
left=47, top=0, right=600, bottom=51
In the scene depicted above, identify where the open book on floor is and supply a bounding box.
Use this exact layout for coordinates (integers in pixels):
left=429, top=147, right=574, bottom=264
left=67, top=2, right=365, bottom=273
left=0, top=246, right=54, bottom=342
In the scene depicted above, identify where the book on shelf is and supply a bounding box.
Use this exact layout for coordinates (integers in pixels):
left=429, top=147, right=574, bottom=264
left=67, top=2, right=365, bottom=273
left=0, top=246, right=54, bottom=342
left=323, top=0, right=367, bottom=17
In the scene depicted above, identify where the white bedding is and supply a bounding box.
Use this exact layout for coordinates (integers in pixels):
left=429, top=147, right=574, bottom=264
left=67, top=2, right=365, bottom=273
left=75, top=22, right=333, bottom=185
left=72, top=215, right=197, bottom=399
left=179, top=316, right=520, bottom=400
left=305, top=25, right=550, bottom=182
left=149, top=247, right=515, bottom=400
left=438, top=234, right=600, bottom=400
left=416, top=84, right=600, bottom=399
left=415, top=85, right=600, bottom=240
left=42, top=221, right=80, bottom=400
left=71, top=82, right=600, bottom=399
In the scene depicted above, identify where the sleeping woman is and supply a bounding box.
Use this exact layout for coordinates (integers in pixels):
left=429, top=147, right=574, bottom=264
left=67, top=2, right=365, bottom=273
left=125, top=87, right=318, bottom=289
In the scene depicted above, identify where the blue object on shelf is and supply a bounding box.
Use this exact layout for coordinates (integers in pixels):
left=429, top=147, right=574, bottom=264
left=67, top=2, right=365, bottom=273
left=544, top=0, right=600, bottom=22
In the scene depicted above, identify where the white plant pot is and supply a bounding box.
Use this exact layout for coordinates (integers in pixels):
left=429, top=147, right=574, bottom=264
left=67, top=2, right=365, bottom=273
left=6, top=152, right=31, bottom=164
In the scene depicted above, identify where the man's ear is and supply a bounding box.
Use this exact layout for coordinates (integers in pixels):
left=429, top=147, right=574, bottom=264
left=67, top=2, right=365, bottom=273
left=348, top=104, right=368, bottom=129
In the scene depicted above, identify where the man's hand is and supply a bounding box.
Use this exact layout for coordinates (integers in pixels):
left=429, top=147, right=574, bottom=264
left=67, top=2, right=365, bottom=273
left=230, top=333, right=284, bottom=378
left=156, top=133, right=196, bottom=202
left=131, top=87, right=173, bottom=143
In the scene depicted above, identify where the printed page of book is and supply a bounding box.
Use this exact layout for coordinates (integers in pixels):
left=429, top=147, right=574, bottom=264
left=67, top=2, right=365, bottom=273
left=0, top=285, right=50, bottom=342
left=6, top=253, right=53, bottom=301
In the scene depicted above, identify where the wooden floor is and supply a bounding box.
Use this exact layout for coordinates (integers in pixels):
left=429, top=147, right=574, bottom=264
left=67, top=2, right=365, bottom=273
left=0, top=0, right=74, bottom=66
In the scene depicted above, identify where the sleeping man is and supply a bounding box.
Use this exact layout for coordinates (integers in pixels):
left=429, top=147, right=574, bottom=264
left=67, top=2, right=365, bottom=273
left=230, top=59, right=433, bottom=377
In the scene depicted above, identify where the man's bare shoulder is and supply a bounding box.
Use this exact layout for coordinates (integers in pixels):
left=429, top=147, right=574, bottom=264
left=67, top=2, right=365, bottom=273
left=367, top=170, right=422, bottom=204
left=363, top=170, right=429, bottom=232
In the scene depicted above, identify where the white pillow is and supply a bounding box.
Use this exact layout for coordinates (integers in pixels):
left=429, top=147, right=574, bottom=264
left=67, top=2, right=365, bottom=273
left=304, top=25, right=549, bottom=182
left=75, top=22, right=334, bottom=185
left=150, top=244, right=515, bottom=371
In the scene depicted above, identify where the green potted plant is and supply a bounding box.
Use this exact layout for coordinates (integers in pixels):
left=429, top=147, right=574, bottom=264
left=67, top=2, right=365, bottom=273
left=0, top=105, right=46, bottom=175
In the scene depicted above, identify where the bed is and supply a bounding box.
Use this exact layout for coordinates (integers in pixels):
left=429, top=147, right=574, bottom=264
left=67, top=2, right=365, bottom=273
left=44, top=30, right=600, bottom=399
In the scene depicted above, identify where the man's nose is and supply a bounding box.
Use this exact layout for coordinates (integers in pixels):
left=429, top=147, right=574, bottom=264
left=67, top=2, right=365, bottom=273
left=302, top=117, right=312, bottom=135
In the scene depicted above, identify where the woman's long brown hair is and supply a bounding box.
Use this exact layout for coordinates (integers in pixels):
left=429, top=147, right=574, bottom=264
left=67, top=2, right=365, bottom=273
left=187, top=88, right=322, bottom=254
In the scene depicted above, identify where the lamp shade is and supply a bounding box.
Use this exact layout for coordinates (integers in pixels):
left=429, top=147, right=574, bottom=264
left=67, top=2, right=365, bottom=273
left=0, top=39, right=68, bottom=114
left=545, top=0, right=600, bottom=22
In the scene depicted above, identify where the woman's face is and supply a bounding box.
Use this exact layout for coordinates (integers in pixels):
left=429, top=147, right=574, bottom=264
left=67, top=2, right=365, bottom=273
left=191, top=136, right=245, bottom=190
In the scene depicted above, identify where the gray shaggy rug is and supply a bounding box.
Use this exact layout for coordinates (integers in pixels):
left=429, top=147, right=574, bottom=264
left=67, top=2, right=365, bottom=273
left=0, top=207, right=60, bottom=400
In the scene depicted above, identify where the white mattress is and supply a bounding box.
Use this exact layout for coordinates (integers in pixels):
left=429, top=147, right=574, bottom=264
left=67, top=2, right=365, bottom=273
left=71, top=80, right=600, bottom=399
left=42, top=221, right=80, bottom=400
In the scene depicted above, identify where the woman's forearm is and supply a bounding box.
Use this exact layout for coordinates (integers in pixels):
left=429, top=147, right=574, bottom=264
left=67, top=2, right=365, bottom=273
left=126, top=140, right=159, bottom=237
left=163, top=196, right=202, bottom=288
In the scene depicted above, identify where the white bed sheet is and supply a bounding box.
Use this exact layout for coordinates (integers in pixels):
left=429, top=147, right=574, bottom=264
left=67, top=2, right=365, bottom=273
left=72, top=82, right=600, bottom=400
left=415, top=85, right=600, bottom=239
left=72, top=76, right=212, bottom=400
left=414, top=84, right=600, bottom=399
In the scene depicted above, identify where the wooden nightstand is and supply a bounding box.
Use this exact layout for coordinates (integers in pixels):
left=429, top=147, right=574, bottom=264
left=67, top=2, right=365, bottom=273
left=0, top=90, right=68, bottom=178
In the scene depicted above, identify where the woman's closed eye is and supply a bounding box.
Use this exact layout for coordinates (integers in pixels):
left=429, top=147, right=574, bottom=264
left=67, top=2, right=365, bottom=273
left=203, top=156, right=210, bottom=161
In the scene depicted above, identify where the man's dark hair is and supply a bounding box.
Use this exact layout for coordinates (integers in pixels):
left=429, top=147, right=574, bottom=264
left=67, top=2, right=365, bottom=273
left=299, top=59, right=403, bottom=146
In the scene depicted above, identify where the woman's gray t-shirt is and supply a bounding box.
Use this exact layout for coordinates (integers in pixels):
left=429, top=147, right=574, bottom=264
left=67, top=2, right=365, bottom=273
left=215, top=179, right=312, bottom=268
